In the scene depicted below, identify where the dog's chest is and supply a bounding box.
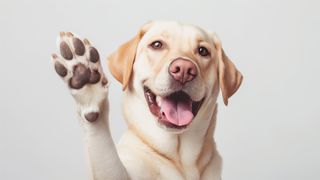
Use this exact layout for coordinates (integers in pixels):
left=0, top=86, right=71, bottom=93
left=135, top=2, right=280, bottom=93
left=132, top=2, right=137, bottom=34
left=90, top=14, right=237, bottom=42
left=155, top=160, right=201, bottom=180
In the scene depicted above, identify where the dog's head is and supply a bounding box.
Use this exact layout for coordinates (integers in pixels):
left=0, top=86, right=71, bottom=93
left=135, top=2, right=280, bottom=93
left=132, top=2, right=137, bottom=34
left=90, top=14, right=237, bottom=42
left=108, top=21, right=242, bottom=133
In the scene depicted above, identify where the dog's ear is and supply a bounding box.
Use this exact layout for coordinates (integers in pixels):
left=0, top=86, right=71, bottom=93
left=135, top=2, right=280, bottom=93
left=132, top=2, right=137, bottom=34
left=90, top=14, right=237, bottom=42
left=107, top=32, right=143, bottom=90
left=108, top=22, right=152, bottom=90
left=212, top=33, right=243, bottom=105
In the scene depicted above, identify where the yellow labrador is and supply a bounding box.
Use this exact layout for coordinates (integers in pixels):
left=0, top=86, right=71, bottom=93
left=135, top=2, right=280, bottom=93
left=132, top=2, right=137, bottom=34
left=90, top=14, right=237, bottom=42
left=51, top=20, right=242, bottom=180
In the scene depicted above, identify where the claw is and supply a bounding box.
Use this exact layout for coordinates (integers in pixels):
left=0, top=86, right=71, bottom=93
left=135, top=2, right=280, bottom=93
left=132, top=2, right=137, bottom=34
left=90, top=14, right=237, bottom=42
left=102, top=77, right=108, bottom=86
left=51, top=53, right=58, bottom=59
left=66, top=32, right=74, bottom=37
left=83, top=38, right=91, bottom=45
left=59, top=32, right=65, bottom=38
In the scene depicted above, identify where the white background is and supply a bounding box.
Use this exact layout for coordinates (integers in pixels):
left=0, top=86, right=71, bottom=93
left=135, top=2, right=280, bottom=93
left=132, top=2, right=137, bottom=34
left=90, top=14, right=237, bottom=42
left=1, top=0, right=319, bottom=179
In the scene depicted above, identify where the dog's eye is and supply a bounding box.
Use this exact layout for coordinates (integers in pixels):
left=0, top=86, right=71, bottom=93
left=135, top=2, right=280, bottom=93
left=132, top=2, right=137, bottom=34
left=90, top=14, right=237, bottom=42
left=198, top=46, right=210, bottom=57
left=150, top=41, right=163, bottom=49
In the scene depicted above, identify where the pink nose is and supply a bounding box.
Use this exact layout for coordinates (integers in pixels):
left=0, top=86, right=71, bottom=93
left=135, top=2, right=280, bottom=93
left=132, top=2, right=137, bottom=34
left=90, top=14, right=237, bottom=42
left=169, top=58, right=197, bottom=84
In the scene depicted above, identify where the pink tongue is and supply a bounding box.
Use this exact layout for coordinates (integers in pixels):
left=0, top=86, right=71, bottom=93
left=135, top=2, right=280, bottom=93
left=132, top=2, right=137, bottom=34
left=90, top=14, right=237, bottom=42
left=160, top=97, right=194, bottom=126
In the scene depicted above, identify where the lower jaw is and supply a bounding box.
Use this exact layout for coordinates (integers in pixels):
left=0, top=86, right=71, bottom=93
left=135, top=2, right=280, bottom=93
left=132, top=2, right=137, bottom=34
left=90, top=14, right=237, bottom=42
left=155, top=120, right=189, bottom=133
left=157, top=119, right=188, bottom=130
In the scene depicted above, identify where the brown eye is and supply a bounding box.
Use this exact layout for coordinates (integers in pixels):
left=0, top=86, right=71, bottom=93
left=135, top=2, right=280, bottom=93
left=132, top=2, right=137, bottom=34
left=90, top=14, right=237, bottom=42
left=150, top=41, right=163, bottom=49
left=198, top=46, right=210, bottom=56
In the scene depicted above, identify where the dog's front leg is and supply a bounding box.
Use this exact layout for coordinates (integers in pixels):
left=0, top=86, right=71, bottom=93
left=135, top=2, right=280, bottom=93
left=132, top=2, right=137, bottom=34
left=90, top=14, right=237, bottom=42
left=78, top=100, right=128, bottom=180
left=51, top=32, right=128, bottom=180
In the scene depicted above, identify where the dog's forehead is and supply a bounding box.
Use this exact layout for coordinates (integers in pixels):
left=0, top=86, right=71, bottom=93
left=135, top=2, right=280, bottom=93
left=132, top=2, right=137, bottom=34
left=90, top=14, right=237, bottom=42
left=142, top=21, right=210, bottom=42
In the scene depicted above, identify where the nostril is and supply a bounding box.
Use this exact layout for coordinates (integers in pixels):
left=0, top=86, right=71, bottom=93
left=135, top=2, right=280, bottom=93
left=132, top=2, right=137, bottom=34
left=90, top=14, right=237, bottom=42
left=187, top=67, right=197, bottom=76
left=170, top=65, right=180, bottom=74
left=175, top=66, right=180, bottom=73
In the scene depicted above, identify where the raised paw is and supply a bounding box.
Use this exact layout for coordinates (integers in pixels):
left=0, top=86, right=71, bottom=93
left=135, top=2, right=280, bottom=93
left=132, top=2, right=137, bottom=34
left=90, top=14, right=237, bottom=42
left=51, top=32, right=109, bottom=122
left=52, top=32, right=108, bottom=89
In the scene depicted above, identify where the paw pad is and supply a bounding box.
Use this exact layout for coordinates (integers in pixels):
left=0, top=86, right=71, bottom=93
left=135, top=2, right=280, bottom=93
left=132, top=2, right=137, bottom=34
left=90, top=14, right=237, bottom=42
left=54, top=61, right=68, bottom=77
left=89, top=47, right=100, bottom=63
left=60, top=41, right=73, bottom=60
left=73, top=38, right=85, bottom=56
left=70, top=64, right=91, bottom=89
left=85, top=112, right=99, bottom=122
left=89, top=70, right=101, bottom=84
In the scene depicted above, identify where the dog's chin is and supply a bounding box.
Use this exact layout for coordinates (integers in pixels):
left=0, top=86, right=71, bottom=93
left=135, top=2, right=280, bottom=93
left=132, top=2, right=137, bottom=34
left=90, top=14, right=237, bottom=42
left=143, top=86, right=204, bottom=133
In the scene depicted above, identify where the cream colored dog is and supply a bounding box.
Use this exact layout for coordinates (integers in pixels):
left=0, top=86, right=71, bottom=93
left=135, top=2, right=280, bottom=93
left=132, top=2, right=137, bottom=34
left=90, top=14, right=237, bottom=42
left=51, top=20, right=242, bottom=180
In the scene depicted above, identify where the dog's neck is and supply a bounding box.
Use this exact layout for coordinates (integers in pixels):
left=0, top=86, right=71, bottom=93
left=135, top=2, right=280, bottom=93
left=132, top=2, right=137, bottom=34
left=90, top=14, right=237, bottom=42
left=122, top=91, right=218, bottom=176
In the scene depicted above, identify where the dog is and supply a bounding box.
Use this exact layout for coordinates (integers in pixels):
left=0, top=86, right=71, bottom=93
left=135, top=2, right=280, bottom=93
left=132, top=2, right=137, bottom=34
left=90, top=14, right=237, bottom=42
left=51, top=20, right=242, bottom=180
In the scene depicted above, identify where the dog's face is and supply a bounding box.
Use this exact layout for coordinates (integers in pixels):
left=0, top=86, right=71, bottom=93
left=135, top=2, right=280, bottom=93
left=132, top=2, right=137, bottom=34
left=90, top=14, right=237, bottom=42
left=108, top=21, right=242, bottom=134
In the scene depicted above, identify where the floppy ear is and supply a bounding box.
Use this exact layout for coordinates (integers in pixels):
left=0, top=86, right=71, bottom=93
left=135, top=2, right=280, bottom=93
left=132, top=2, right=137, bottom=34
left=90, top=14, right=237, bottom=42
left=107, top=31, right=144, bottom=90
left=212, top=33, right=243, bottom=105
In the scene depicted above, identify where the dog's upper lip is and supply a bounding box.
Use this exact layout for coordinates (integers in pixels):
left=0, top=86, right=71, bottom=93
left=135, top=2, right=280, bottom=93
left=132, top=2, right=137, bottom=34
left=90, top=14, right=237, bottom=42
left=144, top=86, right=198, bottom=101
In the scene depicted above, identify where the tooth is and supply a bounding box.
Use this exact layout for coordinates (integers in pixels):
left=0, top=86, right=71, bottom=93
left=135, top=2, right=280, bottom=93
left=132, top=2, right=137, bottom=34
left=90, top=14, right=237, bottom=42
left=147, top=93, right=153, bottom=103
left=156, top=96, right=162, bottom=106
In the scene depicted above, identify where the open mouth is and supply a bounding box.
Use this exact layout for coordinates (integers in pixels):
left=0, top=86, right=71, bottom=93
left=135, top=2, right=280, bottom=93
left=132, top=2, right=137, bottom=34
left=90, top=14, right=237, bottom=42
left=144, top=86, right=204, bottom=130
